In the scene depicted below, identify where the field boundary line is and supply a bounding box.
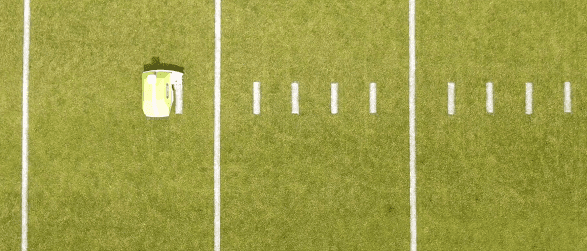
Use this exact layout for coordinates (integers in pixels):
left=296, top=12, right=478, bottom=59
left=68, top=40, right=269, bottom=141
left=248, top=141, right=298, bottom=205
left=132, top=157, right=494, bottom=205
left=214, top=0, right=222, bottom=250
left=409, top=0, right=417, bottom=250
left=22, top=0, right=31, bottom=250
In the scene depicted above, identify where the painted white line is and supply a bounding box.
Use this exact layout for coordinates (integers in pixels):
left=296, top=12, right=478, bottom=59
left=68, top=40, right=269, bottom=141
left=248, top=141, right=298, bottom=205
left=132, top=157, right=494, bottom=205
left=409, top=0, right=417, bottom=249
left=22, top=0, right=30, bottom=250
left=331, top=83, right=338, bottom=114
left=447, top=82, right=455, bottom=115
left=564, top=82, right=571, bottom=113
left=369, top=83, right=377, bottom=114
left=174, top=75, right=183, bottom=114
left=214, top=0, right=222, bottom=250
left=486, top=82, right=493, bottom=114
left=526, top=82, right=533, bottom=115
left=292, top=82, right=299, bottom=114
left=253, top=82, right=260, bottom=115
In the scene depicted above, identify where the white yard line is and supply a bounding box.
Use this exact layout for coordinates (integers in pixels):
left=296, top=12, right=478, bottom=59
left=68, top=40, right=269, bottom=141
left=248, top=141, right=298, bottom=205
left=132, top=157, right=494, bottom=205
left=370, top=83, right=377, bottom=114
left=253, top=82, right=260, bottom=115
left=292, top=82, right=299, bottom=114
left=331, top=83, right=338, bottom=114
left=447, top=82, right=455, bottom=115
left=22, top=0, right=30, bottom=250
left=214, top=0, right=222, bottom=250
left=526, top=83, right=533, bottom=115
left=486, top=82, right=494, bottom=114
left=409, top=0, right=417, bottom=250
left=564, top=82, right=571, bottom=113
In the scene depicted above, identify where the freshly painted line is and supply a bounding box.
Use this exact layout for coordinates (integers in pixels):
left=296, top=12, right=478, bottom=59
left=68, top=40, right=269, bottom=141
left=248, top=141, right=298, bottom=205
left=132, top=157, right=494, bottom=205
left=214, top=0, right=221, bottom=250
left=526, top=83, right=532, bottom=115
left=486, top=82, right=494, bottom=114
left=370, top=83, right=377, bottom=114
left=564, top=82, right=571, bottom=113
left=409, top=0, right=417, bottom=250
left=253, top=82, right=260, bottom=115
left=331, top=83, right=338, bottom=114
left=292, top=82, right=299, bottom=114
left=448, top=82, right=455, bottom=115
left=22, top=0, right=30, bottom=250
left=174, top=75, right=183, bottom=114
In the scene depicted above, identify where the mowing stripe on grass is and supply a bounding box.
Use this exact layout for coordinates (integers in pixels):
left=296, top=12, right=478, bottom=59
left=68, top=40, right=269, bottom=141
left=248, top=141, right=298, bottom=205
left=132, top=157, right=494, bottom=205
left=564, top=82, right=571, bottom=113
left=331, top=83, right=338, bottom=114
left=292, top=82, right=299, bottom=114
left=526, top=83, right=533, bottom=115
left=22, top=0, right=30, bottom=250
left=448, top=82, right=455, bottom=115
left=370, top=83, right=376, bottom=114
left=486, top=82, right=494, bottom=114
left=409, top=0, right=417, bottom=249
left=253, top=82, right=260, bottom=115
left=214, top=0, right=222, bottom=250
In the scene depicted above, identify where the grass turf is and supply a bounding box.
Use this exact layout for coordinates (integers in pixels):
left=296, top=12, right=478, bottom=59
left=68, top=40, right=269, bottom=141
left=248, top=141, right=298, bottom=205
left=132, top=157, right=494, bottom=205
left=0, top=0, right=586, bottom=250
left=418, top=0, right=587, bottom=249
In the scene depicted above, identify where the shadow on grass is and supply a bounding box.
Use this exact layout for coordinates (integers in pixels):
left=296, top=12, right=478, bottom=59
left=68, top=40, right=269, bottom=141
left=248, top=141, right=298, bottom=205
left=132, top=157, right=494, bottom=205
left=143, top=57, right=184, bottom=73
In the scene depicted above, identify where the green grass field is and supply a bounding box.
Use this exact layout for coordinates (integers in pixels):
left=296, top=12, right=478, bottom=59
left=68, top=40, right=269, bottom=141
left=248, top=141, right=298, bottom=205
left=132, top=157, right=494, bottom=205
left=1, top=0, right=586, bottom=250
